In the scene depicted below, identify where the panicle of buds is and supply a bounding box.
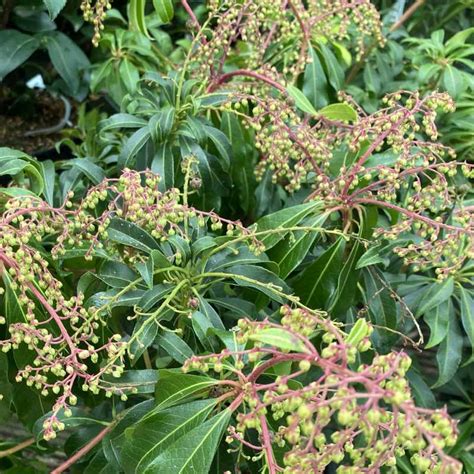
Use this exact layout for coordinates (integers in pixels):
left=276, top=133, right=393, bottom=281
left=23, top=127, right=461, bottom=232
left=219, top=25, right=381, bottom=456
left=0, top=169, right=261, bottom=439
left=80, top=0, right=113, bottom=46
left=184, top=306, right=461, bottom=473
left=197, top=0, right=383, bottom=87
left=223, top=88, right=472, bottom=277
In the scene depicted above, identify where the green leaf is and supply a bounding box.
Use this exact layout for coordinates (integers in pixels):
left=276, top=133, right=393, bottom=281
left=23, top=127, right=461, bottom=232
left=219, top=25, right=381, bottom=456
left=286, top=85, right=318, bottom=115
left=0, top=148, right=44, bottom=195
left=459, top=287, right=474, bottom=359
left=316, top=42, right=344, bottom=91
left=249, top=327, right=310, bottom=353
left=157, top=332, right=194, bottom=364
left=33, top=408, right=103, bottom=441
left=43, top=0, right=67, bottom=19
left=42, top=160, right=56, bottom=205
left=407, top=370, right=436, bottom=409
left=104, top=370, right=159, bottom=394
left=45, top=31, right=89, bottom=95
left=356, top=245, right=386, bottom=269
left=204, top=126, right=231, bottom=169
left=130, top=318, right=159, bottom=362
left=433, top=316, right=463, bottom=388
left=197, top=297, right=225, bottom=330
left=155, top=372, right=218, bottom=410
left=223, top=264, right=290, bottom=302
left=425, top=299, right=450, bottom=349
left=98, top=261, right=138, bottom=288
left=135, top=258, right=154, bottom=289
left=303, top=46, right=329, bottom=109
left=120, top=59, right=140, bottom=93
left=0, top=353, right=12, bottom=422
left=416, top=278, right=454, bottom=316
left=151, top=142, right=175, bottom=190
left=318, top=103, right=357, bottom=122
left=70, top=158, right=105, bottom=184
left=149, top=107, right=175, bottom=143
left=129, top=0, right=149, bottom=37
left=121, top=399, right=216, bottom=473
left=2, top=273, right=32, bottom=368
left=346, top=319, right=371, bottom=346
left=442, top=65, right=465, bottom=98
left=268, top=213, right=326, bottom=279
left=139, top=284, right=173, bottom=311
left=142, top=409, right=231, bottom=474
left=206, top=246, right=269, bottom=272
left=293, top=237, right=346, bottom=308
left=100, top=114, right=148, bottom=132
left=255, top=201, right=324, bottom=250
left=192, top=311, right=218, bottom=351
left=362, top=268, right=398, bottom=334
left=0, top=30, right=39, bottom=81
left=119, top=126, right=152, bottom=167
left=153, top=0, right=175, bottom=24
left=107, top=218, right=159, bottom=254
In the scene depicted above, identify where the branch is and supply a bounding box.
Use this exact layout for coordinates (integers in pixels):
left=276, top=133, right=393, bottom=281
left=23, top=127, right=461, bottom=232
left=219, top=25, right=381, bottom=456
left=181, top=0, right=200, bottom=30
left=0, top=438, right=35, bottom=459
left=50, top=423, right=113, bottom=474
left=209, top=70, right=286, bottom=93
left=389, top=0, right=426, bottom=32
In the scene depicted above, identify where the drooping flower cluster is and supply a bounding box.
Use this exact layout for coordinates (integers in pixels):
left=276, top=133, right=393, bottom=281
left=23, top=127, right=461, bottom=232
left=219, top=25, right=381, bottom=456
left=184, top=306, right=461, bottom=473
left=0, top=169, right=262, bottom=440
left=195, top=0, right=384, bottom=87
left=223, top=89, right=473, bottom=277
left=81, top=0, right=113, bottom=46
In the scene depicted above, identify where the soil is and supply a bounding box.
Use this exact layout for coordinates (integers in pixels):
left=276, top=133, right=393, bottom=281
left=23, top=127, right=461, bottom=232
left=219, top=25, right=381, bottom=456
left=0, top=86, right=72, bottom=155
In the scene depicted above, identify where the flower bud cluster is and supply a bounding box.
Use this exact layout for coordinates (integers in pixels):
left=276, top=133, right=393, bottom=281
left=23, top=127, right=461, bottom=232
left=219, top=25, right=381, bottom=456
left=184, top=309, right=461, bottom=473
left=233, top=88, right=471, bottom=276
left=0, top=169, right=264, bottom=439
left=196, top=0, right=383, bottom=84
left=81, top=0, right=113, bottom=46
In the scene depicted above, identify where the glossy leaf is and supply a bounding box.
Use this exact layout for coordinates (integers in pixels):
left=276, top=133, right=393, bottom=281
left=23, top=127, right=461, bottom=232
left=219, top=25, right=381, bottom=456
left=155, top=372, right=218, bottom=410
left=303, top=46, right=329, bottom=109
left=249, top=327, right=310, bottom=353
left=122, top=399, right=216, bottom=472
left=0, top=30, right=39, bottom=81
left=45, top=31, right=89, bottom=95
left=142, top=409, right=231, bottom=474
left=107, top=218, right=159, bottom=253
left=255, top=201, right=323, bottom=250
left=433, top=315, right=463, bottom=388
left=318, top=103, right=357, bottom=122
left=129, top=0, right=149, bottom=37
left=286, top=85, right=318, bottom=115
left=153, top=0, right=174, bottom=23
left=416, top=278, right=454, bottom=317
left=43, top=0, right=67, bottom=19
left=268, top=213, right=327, bottom=278
left=157, top=331, right=194, bottom=363
left=459, top=287, right=474, bottom=359
left=425, top=299, right=450, bottom=349
left=293, top=237, right=345, bottom=308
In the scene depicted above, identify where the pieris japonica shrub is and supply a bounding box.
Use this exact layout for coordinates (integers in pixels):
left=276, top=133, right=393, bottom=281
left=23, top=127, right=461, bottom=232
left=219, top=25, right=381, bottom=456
left=0, top=0, right=472, bottom=473
left=0, top=170, right=462, bottom=473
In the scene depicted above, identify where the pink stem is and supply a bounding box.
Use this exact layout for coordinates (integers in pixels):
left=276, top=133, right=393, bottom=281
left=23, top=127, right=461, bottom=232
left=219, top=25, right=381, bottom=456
left=208, top=70, right=286, bottom=92
left=50, top=423, right=113, bottom=474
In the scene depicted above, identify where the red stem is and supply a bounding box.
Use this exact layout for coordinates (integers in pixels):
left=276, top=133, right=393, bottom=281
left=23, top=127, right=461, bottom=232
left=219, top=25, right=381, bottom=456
left=181, top=0, right=200, bottom=30
left=209, top=70, right=286, bottom=92
left=354, top=198, right=471, bottom=234
left=50, top=423, right=113, bottom=474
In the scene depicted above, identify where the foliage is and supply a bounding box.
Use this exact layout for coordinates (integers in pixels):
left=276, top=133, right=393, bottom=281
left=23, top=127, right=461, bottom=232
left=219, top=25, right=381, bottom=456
left=0, top=0, right=473, bottom=473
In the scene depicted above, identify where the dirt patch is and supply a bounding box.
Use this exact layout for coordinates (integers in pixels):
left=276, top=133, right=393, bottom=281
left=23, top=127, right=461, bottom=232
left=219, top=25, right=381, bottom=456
left=0, top=87, right=72, bottom=155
